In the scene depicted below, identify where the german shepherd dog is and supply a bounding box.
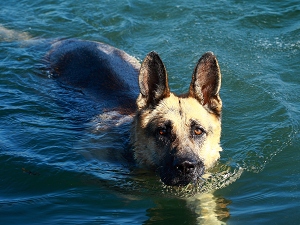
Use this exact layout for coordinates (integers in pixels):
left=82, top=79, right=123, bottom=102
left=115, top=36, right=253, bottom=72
left=46, top=39, right=222, bottom=187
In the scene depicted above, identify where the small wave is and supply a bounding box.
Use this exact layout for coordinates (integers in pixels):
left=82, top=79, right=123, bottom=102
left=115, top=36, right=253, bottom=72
left=85, top=161, right=243, bottom=199
left=160, top=164, right=243, bottom=198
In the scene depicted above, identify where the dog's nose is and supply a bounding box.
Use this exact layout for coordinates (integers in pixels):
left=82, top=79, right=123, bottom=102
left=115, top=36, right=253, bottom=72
left=160, top=156, right=204, bottom=186
left=174, top=159, right=196, bottom=175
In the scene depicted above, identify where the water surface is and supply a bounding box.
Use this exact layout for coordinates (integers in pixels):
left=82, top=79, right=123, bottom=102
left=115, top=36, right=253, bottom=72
left=1, top=0, right=299, bottom=224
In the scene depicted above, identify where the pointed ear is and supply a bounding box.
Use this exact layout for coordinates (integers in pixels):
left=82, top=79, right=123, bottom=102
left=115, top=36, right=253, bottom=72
left=189, top=52, right=222, bottom=116
left=137, top=51, right=170, bottom=109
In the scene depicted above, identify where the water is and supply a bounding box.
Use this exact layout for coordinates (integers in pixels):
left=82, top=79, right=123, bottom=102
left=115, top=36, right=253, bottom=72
left=0, top=0, right=299, bottom=224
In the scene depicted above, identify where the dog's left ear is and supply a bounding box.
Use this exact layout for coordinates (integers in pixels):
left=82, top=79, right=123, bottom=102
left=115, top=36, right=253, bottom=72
left=137, top=51, right=170, bottom=109
left=189, top=52, right=222, bottom=116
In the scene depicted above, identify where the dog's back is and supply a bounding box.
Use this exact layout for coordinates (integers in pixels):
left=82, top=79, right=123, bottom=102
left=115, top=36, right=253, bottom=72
left=45, top=39, right=140, bottom=113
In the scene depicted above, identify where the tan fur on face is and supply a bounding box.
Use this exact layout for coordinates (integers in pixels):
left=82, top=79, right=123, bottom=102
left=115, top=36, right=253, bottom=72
left=131, top=51, right=222, bottom=186
left=131, top=93, right=222, bottom=170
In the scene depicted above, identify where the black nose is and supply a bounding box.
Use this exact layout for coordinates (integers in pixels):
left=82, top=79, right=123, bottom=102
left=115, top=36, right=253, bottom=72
left=160, top=156, right=205, bottom=186
left=173, top=159, right=196, bottom=175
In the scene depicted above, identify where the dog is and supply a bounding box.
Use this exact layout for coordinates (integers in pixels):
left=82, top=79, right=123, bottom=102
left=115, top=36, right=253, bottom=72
left=46, top=39, right=222, bottom=187
left=46, top=39, right=226, bottom=224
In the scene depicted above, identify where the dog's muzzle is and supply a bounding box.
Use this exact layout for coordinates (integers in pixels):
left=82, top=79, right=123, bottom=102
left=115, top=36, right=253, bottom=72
left=159, top=155, right=205, bottom=186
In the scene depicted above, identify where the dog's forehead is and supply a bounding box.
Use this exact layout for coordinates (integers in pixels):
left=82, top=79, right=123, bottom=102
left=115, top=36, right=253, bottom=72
left=178, top=97, right=209, bottom=120
left=146, top=94, right=214, bottom=128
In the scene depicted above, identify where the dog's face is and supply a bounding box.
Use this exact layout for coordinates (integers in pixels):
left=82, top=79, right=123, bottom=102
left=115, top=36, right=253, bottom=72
left=131, top=52, right=222, bottom=186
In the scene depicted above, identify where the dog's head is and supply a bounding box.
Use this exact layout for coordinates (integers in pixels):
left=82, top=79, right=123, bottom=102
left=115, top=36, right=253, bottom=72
left=131, top=52, right=222, bottom=186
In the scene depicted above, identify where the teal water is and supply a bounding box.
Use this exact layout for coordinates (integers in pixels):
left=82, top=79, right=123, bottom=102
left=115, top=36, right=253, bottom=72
left=1, top=0, right=299, bottom=224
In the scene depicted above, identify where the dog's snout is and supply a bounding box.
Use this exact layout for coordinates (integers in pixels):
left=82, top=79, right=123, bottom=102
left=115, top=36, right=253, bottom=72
left=160, top=156, right=205, bottom=186
left=174, top=160, right=195, bottom=174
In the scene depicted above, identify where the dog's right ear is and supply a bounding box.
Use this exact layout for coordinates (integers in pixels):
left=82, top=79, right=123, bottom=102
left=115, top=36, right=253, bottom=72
left=137, top=51, right=170, bottom=109
left=189, top=52, right=222, bottom=116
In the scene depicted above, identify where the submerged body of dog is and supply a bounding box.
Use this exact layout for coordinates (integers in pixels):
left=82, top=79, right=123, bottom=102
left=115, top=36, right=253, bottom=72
left=46, top=39, right=224, bottom=223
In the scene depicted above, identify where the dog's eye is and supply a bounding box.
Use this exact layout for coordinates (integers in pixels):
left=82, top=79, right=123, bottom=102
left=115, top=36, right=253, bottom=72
left=158, top=128, right=167, bottom=136
left=194, top=127, right=204, bottom=136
